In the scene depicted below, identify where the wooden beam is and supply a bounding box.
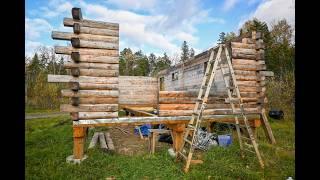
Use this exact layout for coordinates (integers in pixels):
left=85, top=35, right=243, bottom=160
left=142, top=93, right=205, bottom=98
left=73, top=127, right=85, bottom=159
left=60, top=104, right=118, bottom=112
left=79, top=112, right=118, bottom=119
left=158, top=108, right=261, bottom=116
left=48, top=75, right=119, bottom=84
left=52, top=31, right=119, bottom=43
left=70, top=53, right=119, bottom=64
left=71, top=38, right=119, bottom=50
left=69, top=82, right=119, bottom=90
left=74, top=25, right=119, bottom=37
left=232, top=64, right=267, bottom=71
left=72, top=7, right=82, bottom=20
left=64, top=63, right=119, bottom=70
left=61, top=89, right=119, bottom=98
left=72, top=97, right=118, bottom=105
left=64, top=17, right=119, bottom=30
left=259, top=71, right=274, bottom=77
left=231, top=42, right=255, bottom=49
left=55, top=46, right=118, bottom=56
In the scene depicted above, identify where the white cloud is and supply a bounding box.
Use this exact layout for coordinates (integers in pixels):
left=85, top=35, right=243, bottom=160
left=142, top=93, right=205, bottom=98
left=25, top=18, right=53, bottom=40
left=25, top=41, right=44, bottom=57
left=223, top=0, right=240, bottom=11
left=106, top=0, right=157, bottom=11
left=238, top=0, right=295, bottom=29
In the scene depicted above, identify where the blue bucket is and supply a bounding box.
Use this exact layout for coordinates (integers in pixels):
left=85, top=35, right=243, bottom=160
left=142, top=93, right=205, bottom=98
left=218, top=134, right=232, bottom=147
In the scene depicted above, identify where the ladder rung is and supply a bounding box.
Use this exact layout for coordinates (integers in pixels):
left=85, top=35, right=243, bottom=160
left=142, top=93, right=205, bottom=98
left=187, top=124, right=195, bottom=129
left=223, top=73, right=231, bottom=77
left=243, top=148, right=255, bottom=154
left=241, top=136, right=251, bottom=141
left=205, top=73, right=210, bottom=76
left=226, top=98, right=240, bottom=103
left=244, top=143, right=254, bottom=148
left=201, top=85, right=207, bottom=89
left=196, top=98, right=203, bottom=102
left=184, top=138, right=192, bottom=145
left=178, top=151, right=187, bottom=159
left=192, top=112, right=199, bottom=116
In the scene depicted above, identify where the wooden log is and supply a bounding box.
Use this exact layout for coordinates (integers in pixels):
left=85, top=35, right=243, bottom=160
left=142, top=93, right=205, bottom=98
left=75, top=97, right=118, bottom=104
left=158, top=103, right=258, bottom=110
left=237, top=81, right=266, bottom=87
left=232, top=59, right=265, bottom=65
left=159, top=91, right=198, bottom=97
left=61, top=89, right=119, bottom=98
left=235, top=75, right=261, bottom=81
left=71, top=97, right=80, bottom=106
left=48, top=75, right=119, bottom=84
left=70, top=53, right=119, bottom=63
left=79, top=112, right=118, bottom=119
left=73, top=126, right=85, bottom=158
left=71, top=38, right=119, bottom=50
left=88, top=132, right=99, bottom=149
left=231, top=42, right=255, bottom=49
left=98, top=132, right=108, bottom=150
left=238, top=86, right=262, bottom=92
left=71, top=68, right=119, bottom=77
left=52, top=31, right=119, bottom=43
left=259, top=71, right=274, bottom=77
left=64, top=62, right=119, bottom=70
left=255, top=39, right=265, bottom=49
left=60, top=104, right=118, bottom=112
left=256, top=49, right=265, bottom=60
left=72, top=8, right=82, bottom=20
left=159, top=108, right=261, bottom=116
left=159, top=97, right=226, bottom=104
left=242, top=38, right=254, bottom=44
left=55, top=46, right=118, bottom=56
left=64, top=17, right=119, bottom=30
left=233, top=64, right=266, bottom=71
left=74, top=25, right=119, bottom=37
left=234, top=70, right=257, bottom=76
left=232, top=48, right=257, bottom=60
left=240, top=92, right=260, bottom=98
left=104, top=132, right=115, bottom=151
left=70, top=82, right=119, bottom=90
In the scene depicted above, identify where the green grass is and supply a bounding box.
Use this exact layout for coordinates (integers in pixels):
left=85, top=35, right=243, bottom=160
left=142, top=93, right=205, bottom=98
left=26, top=116, right=295, bottom=179
left=25, top=106, right=59, bottom=114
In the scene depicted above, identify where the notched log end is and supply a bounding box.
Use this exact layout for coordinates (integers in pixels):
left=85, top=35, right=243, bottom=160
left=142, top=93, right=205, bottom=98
left=69, top=82, right=80, bottom=91
left=71, top=52, right=80, bottom=62
left=72, top=7, right=82, bottom=20
left=70, top=112, right=79, bottom=121
left=73, top=23, right=80, bottom=34
left=71, top=97, right=80, bottom=106
left=71, top=68, right=80, bottom=77
left=71, top=38, right=81, bottom=48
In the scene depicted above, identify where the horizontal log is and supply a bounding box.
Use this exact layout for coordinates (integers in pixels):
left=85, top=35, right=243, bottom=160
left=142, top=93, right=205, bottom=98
left=234, top=70, right=257, bottom=76
left=48, top=75, right=118, bottom=84
left=74, top=25, right=119, bottom=37
left=61, top=104, right=118, bottom=112
left=78, top=112, right=118, bottom=119
left=233, top=64, right=266, bottom=71
left=69, top=82, right=118, bottom=90
left=232, top=48, right=257, bottom=60
left=232, top=59, right=265, bottom=65
left=235, top=75, right=261, bottom=81
left=259, top=71, right=274, bottom=77
left=121, top=106, right=155, bottom=112
left=52, top=31, right=119, bottom=43
left=231, top=42, right=255, bottom=49
left=225, top=97, right=265, bottom=103
left=159, top=97, right=227, bottom=104
left=238, top=86, right=262, bottom=92
left=240, top=92, right=260, bottom=98
left=72, top=53, right=119, bottom=63
left=159, top=91, right=198, bottom=98
left=55, top=46, right=118, bottom=56
left=64, top=63, right=119, bottom=70
left=237, top=81, right=266, bottom=87
left=242, top=38, right=254, bottom=44
left=158, top=108, right=261, bottom=116
left=61, top=89, right=119, bottom=98
left=64, top=18, right=119, bottom=30
left=158, top=103, right=259, bottom=110
left=73, top=69, right=119, bottom=77
left=73, top=97, right=118, bottom=104
left=71, top=38, right=118, bottom=50
left=256, top=49, right=265, bottom=60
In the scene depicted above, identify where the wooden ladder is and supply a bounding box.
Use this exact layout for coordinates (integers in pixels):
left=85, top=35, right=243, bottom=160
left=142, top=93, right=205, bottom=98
left=176, top=44, right=265, bottom=172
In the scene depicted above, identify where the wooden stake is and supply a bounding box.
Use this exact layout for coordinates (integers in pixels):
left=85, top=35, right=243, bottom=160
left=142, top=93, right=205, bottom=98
left=104, top=132, right=115, bottom=151
left=98, top=132, right=108, bottom=150
left=88, top=132, right=99, bottom=149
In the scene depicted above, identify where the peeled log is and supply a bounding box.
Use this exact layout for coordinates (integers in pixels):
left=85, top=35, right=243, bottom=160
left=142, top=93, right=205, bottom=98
left=60, top=104, right=118, bottom=112
left=61, top=89, right=119, bottom=98
left=73, top=54, right=119, bottom=63
left=235, top=75, right=261, bottom=81
left=232, top=48, right=257, bottom=60
left=238, top=86, right=262, bottom=92
left=242, top=38, right=254, bottom=44
left=231, top=42, right=255, bottom=49
left=72, top=8, right=82, bottom=20
left=72, top=69, right=119, bottom=77
left=75, top=97, right=118, bottom=104
left=69, top=82, right=119, bottom=90
left=233, top=64, right=266, bottom=71
left=63, top=17, right=119, bottom=30
left=256, top=49, right=265, bottom=60
left=232, top=59, right=265, bottom=65
left=104, top=132, right=115, bottom=151
left=48, top=75, right=119, bottom=84
left=55, top=46, right=118, bottom=56
left=237, top=81, right=266, bottom=87
left=234, top=70, right=257, bottom=76
left=159, top=97, right=227, bottom=104
left=158, top=108, right=261, bottom=116
left=71, top=38, right=119, bottom=50
left=52, top=31, right=119, bottom=43
left=74, top=25, right=119, bottom=37
left=64, top=62, right=119, bottom=70
left=78, top=112, right=118, bottom=119
left=159, top=91, right=198, bottom=97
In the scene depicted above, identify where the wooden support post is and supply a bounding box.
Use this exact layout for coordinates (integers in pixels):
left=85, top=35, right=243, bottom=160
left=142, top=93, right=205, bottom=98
left=260, top=109, right=276, bottom=144
left=73, top=127, right=86, bottom=159
left=168, top=124, right=186, bottom=152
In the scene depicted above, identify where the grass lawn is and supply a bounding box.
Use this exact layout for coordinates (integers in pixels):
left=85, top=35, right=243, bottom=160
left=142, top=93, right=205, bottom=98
left=26, top=116, right=295, bottom=179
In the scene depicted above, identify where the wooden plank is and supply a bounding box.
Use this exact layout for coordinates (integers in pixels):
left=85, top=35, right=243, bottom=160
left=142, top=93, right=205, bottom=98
left=231, top=42, right=255, bottom=49
left=61, top=89, right=119, bottom=98
left=52, top=31, right=119, bottom=43
left=71, top=38, right=119, bottom=50
left=74, top=97, right=118, bottom=104
left=48, top=75, right=118, bottom=84
left=69, top=82, right=119, bottom=90
left=259, top=71, right=274, bottom=77
left=60, top=104, right=118, bottom=112
left=104, top=132, right=115, bottom=151
left=75, top=25, right=119, bottom=37
left=88, top=132, right=99, bottom=149
left=71, top=69, right=119, bottom=77
left=232, top=59, right=265, bottom=65
left=79, top=112, right=118, bottom=119
left=71, top=54, right=119, bottom=63
left=98, top=132, right=108, bottom=150
left=158, top=108, right=261, bottom=116
left=64, top=63, right=119, bottom=70
left=233, top=64, right=266, bottom=71
left=55, top=46, right=118, bottom=56
left=64, top=17, right=119, bottom=30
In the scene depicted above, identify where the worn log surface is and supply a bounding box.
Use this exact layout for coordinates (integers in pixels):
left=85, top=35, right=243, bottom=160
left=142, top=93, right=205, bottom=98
left=159, top=91, right=198, bottom=97
left=104, top=132, right=115, bottom=151
left=61, top=89, right=119, bottom=98
left=48, top=75, right=119, bottom=84
left=70, top=82, right=119, bottom=90
left=71, top=69, right=119, bottom=77
left=231, top=42, right=256, bottom=49
left=64, top=62, right=119, bottom=70
left=235, top=75, right=261, bottom=81
left=159, top=103, right=259, bottom=110
left=73, top=54, right=119, bottom=63
left=232, top=59, right=265, bottom=65
left=60, top=104, right=118, bottom=112
left=75, top=26, right=119, bottom=37
left=259, top=71, right=274, bottom=77
left=55, top=46, right=118, bottom=56
left=64, top=18, right=119, bottom=30
left=158, top=108, right=261, bottom=116
left=78, top=112, right=118, bottom=119
left=237, top=80, right=266, bottom=87
left=233, top=64, right=266, bottom=71
left=242, top=38, right=254, bottom=44
left=52, top=31, right=119, bottom=43
left=74, top=97, right=118, bottom=104
left=71, top=38, right=119, bottom=50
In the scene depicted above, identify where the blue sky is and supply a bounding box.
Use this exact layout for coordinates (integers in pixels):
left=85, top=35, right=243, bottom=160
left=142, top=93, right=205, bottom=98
left=25, top=0, right=294, bottom=62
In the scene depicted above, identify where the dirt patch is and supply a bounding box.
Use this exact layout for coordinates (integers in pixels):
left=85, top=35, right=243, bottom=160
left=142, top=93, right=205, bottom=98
left=107, top=125, right=171, bottom=156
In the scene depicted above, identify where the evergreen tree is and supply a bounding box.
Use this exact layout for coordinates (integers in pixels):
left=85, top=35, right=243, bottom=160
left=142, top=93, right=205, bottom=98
left=148, top=53, right=157, bottom=74
left=190, top=48, right=195, bottom=58
left=218, top=32, right=226, bottom=44
left=180, top=41, right=189, bottom=62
